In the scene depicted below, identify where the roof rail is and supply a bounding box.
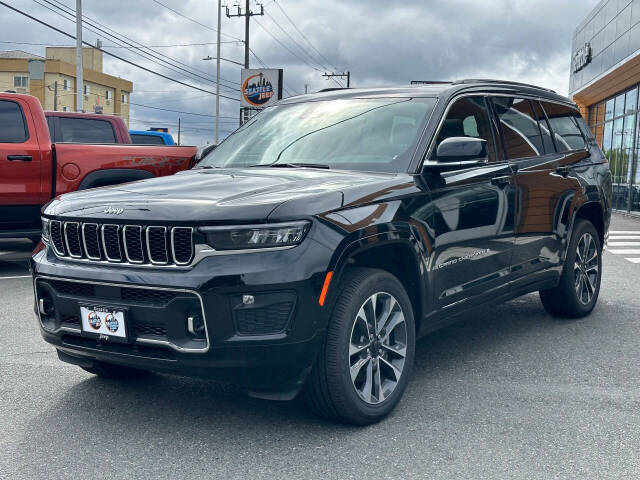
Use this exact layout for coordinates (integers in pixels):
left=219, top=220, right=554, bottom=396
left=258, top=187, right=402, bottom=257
left=452, top=79, right=556, bottom=93
left=410, top=80, right=451, bottom=85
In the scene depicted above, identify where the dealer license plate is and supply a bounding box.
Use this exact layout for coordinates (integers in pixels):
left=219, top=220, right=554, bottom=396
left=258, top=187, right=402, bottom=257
left=80, top=305, right=127, bottom=340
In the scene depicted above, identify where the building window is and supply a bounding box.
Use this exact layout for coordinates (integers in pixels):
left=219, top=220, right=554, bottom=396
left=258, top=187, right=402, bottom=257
left=62, top=106, right=68, bottom=112
left=105, top=90, right=112, bottom=101
left=121, top=93, right=127, bottom=104
left=589, top=84, right=640, bottom=212
left=13, top=76, right=29, bottom=88
left=83, top=84, right=90, bottom=96
left=63, top=79, right=70, bottom=91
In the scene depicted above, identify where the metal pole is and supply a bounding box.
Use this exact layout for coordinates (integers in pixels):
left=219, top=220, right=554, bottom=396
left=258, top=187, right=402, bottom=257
left=244, top=0, right=250, bottom=69
left=215, top=0, right=221, bottom=144
left=75, top=0, right=83, bottom=112
left=53, top=81, right=58, bottom=111
left=347, top=71, right=350, bottom=88
left=178, top=118, right=181, bottom=145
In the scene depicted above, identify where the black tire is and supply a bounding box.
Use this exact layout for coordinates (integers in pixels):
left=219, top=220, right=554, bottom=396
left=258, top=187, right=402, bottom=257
left=304, top=267, right=416, bottom=425
left=539, top=218, right=602, bottom=318
left=81, top=361, right=149, bottom=379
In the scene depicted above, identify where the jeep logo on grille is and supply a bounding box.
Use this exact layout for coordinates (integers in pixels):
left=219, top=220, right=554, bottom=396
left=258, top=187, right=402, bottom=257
left=103, top=206, right=124, bottom=215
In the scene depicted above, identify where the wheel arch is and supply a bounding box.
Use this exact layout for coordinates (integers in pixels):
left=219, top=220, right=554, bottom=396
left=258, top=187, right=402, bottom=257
left=327, top=231, right=426, bottom=335
left=77, top=168, right=155, bottom=190
left=572, top=201, right=605, bottom=248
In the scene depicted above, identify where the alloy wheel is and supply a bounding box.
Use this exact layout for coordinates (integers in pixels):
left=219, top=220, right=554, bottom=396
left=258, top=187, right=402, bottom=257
left=574, top=232, right=599, bottom=305
left=348, top=292, right=407, bottom=405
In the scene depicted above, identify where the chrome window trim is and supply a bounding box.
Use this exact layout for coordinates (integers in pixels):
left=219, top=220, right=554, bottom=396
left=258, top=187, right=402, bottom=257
left=170, top=226, right=194, bottom=265
left=421, top=92, right=587, bottom=170
left=122, top=225, right=144, bottom=264
left=50, top=220, right=66, bottom=256
left=146, top=226, right=169, bottom=265
left=63, top=222, right=83, bottom=258
left=101, top=224, right=122, bottom=262
left=81, top=223, right=101, bottom=260
left=33, top=275, right=210, bottom=353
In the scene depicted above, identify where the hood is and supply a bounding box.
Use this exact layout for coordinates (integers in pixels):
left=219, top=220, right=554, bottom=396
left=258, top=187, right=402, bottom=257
left=45, top=167, right=401, bottom=223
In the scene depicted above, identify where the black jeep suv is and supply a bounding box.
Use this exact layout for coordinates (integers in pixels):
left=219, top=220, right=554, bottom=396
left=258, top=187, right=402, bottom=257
left=32, top=80, right=611, bottom=424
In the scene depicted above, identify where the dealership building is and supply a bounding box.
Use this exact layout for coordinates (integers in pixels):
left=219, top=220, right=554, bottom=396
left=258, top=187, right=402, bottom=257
left=570, top=0, right=640, bottom=213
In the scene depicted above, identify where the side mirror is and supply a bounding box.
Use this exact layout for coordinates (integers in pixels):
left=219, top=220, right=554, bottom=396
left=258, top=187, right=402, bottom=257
left=436, top=136, right=487, bottom=162
left=423, top=137, right=488, bottom=173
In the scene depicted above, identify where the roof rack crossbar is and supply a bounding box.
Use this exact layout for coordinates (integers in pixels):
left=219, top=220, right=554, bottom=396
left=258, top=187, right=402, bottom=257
left=452, top=79, right=556, bottom=93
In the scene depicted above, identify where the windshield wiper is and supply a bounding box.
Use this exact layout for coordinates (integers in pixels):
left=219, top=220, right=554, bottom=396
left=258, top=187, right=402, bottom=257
left=268, top=162, right=331, bottom=169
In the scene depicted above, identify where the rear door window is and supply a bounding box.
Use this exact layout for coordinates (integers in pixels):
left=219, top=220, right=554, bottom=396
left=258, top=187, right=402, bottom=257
left=531, top=101, right=556, bottom=154
left=131, top=134, right=165, bottom=145
left=539, top=101, right=587, bottom=152
left=58, top=117, right=117, bottom=143
left=491, top=97, right=544, bottom=159
left=0, top=100, right=28, bottom=143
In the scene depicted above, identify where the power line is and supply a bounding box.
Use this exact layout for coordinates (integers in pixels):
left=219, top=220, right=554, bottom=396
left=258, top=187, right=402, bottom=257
left=151, top=0, right=244, bottom=42
left=0, top=40, right=240, bottom=48
left=247, top=46, right=297, bottom=96
left=273, top=0, right=340, bottom=71
left=129, top=102, right=238, bottom=119
left=0, top=2, right=240, bottom=101
left=41, top=0, right=240, bottom=91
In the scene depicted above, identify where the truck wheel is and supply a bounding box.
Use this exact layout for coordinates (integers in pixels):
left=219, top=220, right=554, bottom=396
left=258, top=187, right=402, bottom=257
left=305, top=268, right=415, bottom=425
left=540, top=219, right=602, bottom=318
left=81, top=361, right=149, bottom=379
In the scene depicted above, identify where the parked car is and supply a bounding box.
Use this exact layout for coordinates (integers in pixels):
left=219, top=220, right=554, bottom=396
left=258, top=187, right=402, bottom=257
left=32, top=80, right=611, bottom=424
left=129, top=130, right=176, bottom=145
left=46, top=111, right=132, bottom=144
left=0, top=93, right=197, bottom=241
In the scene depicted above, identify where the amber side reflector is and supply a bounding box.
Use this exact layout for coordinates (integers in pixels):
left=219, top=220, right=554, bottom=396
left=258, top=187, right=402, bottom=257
left=318, top=271, right=333, bottom=306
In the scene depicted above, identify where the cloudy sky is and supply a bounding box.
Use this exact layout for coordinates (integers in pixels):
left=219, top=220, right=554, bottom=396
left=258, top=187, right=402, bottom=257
left=1, top=0, right=600, bottom=145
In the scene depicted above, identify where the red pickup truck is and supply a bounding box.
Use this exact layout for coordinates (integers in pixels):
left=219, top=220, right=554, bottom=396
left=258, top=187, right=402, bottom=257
left=0, top=93, right=197, bottom=240
left=45, top=111, right=132, bottom=144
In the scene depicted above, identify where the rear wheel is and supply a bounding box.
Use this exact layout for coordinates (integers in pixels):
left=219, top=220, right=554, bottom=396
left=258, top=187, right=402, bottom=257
left=81, top=361, right=149, bottom=379
left=305, top=268, right=415, bottom=425
left=540, top=219, right=602, bottom=318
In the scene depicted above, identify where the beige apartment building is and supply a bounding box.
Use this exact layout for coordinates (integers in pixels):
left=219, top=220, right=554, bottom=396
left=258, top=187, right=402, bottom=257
left=0, top=46, right=133, bottom=125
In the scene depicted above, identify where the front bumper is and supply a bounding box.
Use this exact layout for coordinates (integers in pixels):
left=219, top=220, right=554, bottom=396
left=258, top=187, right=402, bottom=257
left=31, top=237, right=333, bottom=397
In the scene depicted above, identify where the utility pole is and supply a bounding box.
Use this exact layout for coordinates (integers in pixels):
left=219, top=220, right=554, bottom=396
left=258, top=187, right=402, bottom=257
left=322, top=71, right=351, bottom=88
left=215, top=0, right=221, bottom=144
left=226, top=0, right=264, bottom=69
left=75, top=0, right=83, bottom=112
left=178, top=118, right=181, bottom=146
left=53, top=81, right=58, bottom=111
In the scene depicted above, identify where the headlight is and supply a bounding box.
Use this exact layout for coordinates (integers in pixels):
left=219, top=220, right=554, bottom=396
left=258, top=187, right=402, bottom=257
left=201, top=221, right=310, bottom=250
left=41, top=217, right=50, bottom=243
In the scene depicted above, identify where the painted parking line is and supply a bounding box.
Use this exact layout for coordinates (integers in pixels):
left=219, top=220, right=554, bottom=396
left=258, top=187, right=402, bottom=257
left=607, top=235, right=640, bottom=240
left=607, top=242, right=640, bottom=247
left=624, top=258, right=640, bottom=264
left=609, top=230, right=640, bottom=234
left=607, top=249, right=640, bottom=255
left=0, top=275, right=31, bottom=280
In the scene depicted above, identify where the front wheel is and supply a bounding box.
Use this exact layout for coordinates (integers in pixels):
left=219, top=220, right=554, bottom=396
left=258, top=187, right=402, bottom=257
left=540, top=218, right=602, bottom=318
left=305, top=268, right=416, bottom=425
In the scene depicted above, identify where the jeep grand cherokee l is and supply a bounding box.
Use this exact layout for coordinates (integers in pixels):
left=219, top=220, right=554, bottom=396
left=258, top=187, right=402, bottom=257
left=32, top=80, right=611, bottom=425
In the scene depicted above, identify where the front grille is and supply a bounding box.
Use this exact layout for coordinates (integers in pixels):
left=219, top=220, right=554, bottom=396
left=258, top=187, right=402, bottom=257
left=50, top=220, right=65, bottom=255
left=135, top=324, right=168, bottom=337
left=236, top=301, right=294, bottom=335
left=50, top=279, right=95, bottom=297
left=48, top=219, right=195, bottom=267
left=64, top=222, right=82, bottom=257
left=49, top=279, right=179, bottom=306
left=60, top=313, right=81, bottom=325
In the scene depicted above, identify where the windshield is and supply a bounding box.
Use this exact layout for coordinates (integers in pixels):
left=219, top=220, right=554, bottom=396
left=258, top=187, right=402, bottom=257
left=199, top=97, right=436, bottom=172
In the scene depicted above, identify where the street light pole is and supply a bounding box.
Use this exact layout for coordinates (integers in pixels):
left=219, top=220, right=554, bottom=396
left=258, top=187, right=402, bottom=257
left=75, top=0, right=83, bottom=112
left=215, top=0, right=221, bottom=144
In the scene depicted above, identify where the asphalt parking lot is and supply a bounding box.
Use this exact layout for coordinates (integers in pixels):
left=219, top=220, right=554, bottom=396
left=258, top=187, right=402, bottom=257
left=2, top=215, right=640, bottom=479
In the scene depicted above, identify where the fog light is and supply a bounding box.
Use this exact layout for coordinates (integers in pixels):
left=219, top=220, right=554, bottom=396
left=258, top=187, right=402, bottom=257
left=187, top=314, right=205, bottom=336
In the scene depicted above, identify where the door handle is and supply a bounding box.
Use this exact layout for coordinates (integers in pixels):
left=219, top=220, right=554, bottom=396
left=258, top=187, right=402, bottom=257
left=556, top=166, right=571, bottom=177
left=7, top=155, right=32, bottom=162
left=491, top=175, right=510, bottom=187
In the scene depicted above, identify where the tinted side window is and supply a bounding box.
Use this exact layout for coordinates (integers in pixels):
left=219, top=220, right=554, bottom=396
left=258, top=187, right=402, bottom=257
left=430, top=96, right=496, bottom=161
left=531, top=101, right=556, bottom=154
left=131, top=134, right=165, bottom=145
left=46, top=116, right=56, bottom=142
left=492, top=97, right=543, bottom=159
left=0, top=100, right=28, bottom=143
left=539, top=102, right=587, bottom=152
left=58, top=117, right=117, bottom=143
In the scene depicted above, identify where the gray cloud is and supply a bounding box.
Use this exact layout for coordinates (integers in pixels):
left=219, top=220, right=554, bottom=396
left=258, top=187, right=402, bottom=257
left=1, top=0, right=599, bottom=145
